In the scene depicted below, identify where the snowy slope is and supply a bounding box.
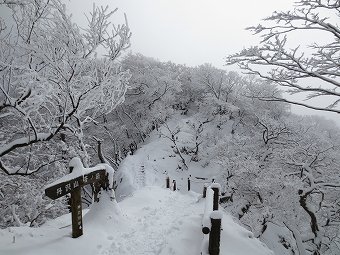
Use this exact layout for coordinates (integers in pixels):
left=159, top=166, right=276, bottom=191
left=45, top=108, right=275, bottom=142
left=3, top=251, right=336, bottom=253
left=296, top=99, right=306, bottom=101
left=114, top=115, right=224, bottom=201
left=0, top=187, right=272, bottom=255
left=0, top=115, right=274, bottom=255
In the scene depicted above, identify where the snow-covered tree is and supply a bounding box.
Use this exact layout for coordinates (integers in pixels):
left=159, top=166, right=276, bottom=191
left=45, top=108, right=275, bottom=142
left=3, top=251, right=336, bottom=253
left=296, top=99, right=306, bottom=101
left=0, top=0, right=131, bottom=228
left=215, top=112, right=340, bottom=255
left=226, top=0, right=340, bottom=114
left=0, top=0, right=131, bottom=174
left=117, top=54, right=181, bottom=145
left=193, top=64, right=238, bottom=103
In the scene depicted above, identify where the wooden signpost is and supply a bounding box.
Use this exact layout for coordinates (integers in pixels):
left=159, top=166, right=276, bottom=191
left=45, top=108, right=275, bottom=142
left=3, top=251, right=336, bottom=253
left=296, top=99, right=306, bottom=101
left=45, top=169, right=108, bottom=238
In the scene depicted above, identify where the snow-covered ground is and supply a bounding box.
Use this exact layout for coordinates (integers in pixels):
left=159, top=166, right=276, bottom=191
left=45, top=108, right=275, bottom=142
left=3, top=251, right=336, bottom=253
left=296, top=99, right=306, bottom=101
left=0, top=186, right=272, bottom=255
left=115, top=116, right=224, bottom=201
left=0, top=116, right=274, bottom=255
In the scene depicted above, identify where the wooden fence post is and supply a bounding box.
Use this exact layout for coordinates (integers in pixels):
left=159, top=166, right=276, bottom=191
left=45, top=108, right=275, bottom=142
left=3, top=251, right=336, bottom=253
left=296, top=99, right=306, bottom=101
left=211, top=183, right=221, bottom=211
left=209, top=211, right=222, bottom=255
left=166, top=176, right=170, bottom=189
left=187, top=177, right=191, bottom=191
left=203, top=184, right=208, bottom=198
left=173, top=180, right=176, bottom=191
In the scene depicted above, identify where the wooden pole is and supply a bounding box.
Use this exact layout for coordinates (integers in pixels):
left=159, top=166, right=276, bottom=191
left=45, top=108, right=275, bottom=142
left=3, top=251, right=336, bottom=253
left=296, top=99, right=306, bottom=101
left=203, top=184, right=207, bottom=198
left=104, top=173, right=110, bottom=190
left=187, top=177, right=191, bottom=191
left=166, top=176, right=170, bottom=189
left=70, top=187, right=83, bottom=238
left=209, top=211, right=222, bottom=255
left=173, top=180, right=176, bottom=191
left=211, top=184, right=220, bottom=211
left=212, top=188, right=219, bottom=210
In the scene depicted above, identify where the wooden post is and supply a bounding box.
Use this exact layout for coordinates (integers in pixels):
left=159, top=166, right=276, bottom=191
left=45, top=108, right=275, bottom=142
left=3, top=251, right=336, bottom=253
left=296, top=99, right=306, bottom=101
left=104, top=173, right=110, bottom=190
left=203, top=184, right=208, bottom=198
left=70, top=187, right=83, bottom=238
left=92, top=183, right=99, bottom=203
left=173, top=180, right=176, bottom=191
left=166, top=176, right=170, bottom=189
left=212, top=188, right=219, bottom=210
left=211, top=184, right=220, bottom=211
left=209, top=211, right=222, bottom=255
left=187, top=177, right=191, bottom=191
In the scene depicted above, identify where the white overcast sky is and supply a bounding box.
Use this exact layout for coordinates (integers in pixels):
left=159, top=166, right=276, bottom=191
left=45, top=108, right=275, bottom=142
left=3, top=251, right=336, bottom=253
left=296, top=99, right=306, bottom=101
left=66, top=0, right=295, bottom=68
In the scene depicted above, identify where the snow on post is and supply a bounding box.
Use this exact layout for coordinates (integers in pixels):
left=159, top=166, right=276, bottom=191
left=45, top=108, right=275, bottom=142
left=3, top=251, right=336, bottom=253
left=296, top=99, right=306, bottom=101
left=200, top=234, right=209, bottom=255
left=202, top=187, right=214, bottom=234
left=210, top=210, right=223, bottom=220
left=210, top=183, right=221, bottom=190
left=97, top=163, right=116, bottom=200
left=209, top=210, right=223, bottom=255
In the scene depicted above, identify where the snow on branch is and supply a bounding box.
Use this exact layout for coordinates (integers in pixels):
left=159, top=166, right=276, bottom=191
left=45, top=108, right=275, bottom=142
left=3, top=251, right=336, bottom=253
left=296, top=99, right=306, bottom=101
left=0, top=0, right=131, bottom=175
left=226, top=0, right=340, bottom=114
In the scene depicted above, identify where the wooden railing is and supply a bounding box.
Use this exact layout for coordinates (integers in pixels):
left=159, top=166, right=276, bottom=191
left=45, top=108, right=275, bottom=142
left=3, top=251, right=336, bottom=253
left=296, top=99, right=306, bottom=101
left=201, top=183, right=222, bottom=255
left=165, top=177, right=222, bottom=255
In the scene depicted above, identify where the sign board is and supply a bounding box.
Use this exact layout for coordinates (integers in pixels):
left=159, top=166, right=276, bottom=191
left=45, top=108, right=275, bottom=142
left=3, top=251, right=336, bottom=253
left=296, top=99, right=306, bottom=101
left=45, top=170, right=107, bottom=199
left=45, top=169, right=107, bottom=238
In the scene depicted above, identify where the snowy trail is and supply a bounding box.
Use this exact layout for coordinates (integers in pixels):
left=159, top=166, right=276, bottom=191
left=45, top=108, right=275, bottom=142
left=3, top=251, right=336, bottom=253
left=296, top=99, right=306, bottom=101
left=101, top=187, right=202, bottom=255
left=0, top=186, right=273, bottom=255
left=95, top=186, right=272, bottom=255
left=115, top=116, right=224, bottom=201
left=134, top=165, right=146, bottom=189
